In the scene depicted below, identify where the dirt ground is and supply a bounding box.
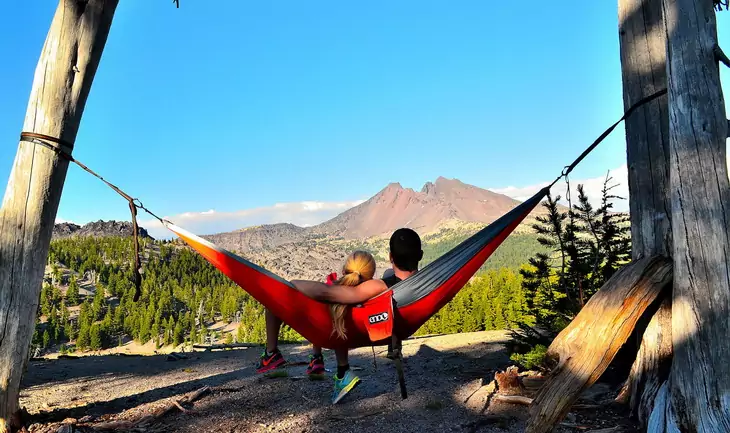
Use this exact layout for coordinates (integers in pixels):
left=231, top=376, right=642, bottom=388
left=20, top=330, right=638, bottom=433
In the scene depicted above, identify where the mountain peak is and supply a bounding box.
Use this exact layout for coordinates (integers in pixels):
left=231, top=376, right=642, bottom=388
left=311, top=176, right=526, bottom=239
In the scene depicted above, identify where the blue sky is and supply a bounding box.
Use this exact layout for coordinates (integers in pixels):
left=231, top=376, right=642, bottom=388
left=1, top=2, right=729, bottom=238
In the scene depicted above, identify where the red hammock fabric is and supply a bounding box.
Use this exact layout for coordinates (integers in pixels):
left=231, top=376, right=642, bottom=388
left=164, top=187, right=547, bottom=349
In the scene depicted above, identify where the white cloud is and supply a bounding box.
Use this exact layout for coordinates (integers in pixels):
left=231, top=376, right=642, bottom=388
left=139, top=199, right=366, bottom=239
left=55, top=217, right=74, bottom=224
left=490, top=165, right=631, bottom=212
left=492, top=151, right=730, bottom=213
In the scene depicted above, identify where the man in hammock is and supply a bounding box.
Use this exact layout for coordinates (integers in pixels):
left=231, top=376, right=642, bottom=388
left=256, top=227, right=423, bottom=379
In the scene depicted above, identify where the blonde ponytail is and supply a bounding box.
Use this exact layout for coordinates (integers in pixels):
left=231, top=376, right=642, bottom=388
left=330, top=251, right=376, bottom=340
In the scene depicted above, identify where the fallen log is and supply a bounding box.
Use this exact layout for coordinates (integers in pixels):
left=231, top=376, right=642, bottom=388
left=525, top=256, right=672, bottom=433
left=192, top=343, right=260, bottom=351
left=493, top=395, right=603, bottom=410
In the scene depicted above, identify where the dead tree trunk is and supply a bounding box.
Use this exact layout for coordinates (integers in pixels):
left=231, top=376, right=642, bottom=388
left=0, top=1, right=118, bottom=431
left=616, top=0, right=674, bottom=425
left=651, top=0, right=730, bottom=430
left=619, top=0, right=672, bottom=260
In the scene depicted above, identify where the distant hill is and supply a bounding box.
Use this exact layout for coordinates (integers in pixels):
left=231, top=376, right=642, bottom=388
left=53, top=220, right=153, bottom=240
left=54, top=177, right=552, bottom=280
left=203, top=223, right=307, bottom=254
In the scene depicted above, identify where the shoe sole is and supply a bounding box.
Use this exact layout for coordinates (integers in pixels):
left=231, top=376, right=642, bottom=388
left=256, top=359, right=287, bottom=374
left=332, top=376, right=361, bottom=404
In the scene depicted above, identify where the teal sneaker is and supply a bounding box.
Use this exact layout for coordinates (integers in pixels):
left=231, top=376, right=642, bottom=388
left=331, top=370, right=361, bottom=404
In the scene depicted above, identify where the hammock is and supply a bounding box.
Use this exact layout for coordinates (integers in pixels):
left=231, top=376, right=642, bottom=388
left=165, top=187, right=549, bottom=350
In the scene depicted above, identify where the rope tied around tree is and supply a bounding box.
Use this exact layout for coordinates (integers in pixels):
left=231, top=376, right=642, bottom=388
left=18, top=132, right=169, bottom=302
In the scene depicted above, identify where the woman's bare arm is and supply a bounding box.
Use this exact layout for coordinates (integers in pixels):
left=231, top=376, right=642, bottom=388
left=291, top=279, right=388, bottom=304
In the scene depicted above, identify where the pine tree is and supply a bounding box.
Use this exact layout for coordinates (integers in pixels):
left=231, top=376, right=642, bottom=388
left=76, top=322, right=90, bottom=351
left=92, top=286, right=106, bottom=321
left=173, top=320, right=184, bottom=346
left=66, top=276, right=80, bottom=306
left=90, top=323, right=103, bottom=350
left=236, top=323, right=246, bottom=343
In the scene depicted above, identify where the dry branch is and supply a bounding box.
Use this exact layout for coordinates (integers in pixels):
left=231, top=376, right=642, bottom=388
left=525, top=256, right=672, bottom=433
left=494, top=395, right=533, bottom=405
left=88, top=386, right=210, bottom=431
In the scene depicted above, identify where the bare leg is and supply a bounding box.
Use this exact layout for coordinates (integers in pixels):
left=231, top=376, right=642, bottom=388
left=312, top=345, right=323, bottom=357
left=335, top=348, right=349, bottom=377
left=265, top=309, right=282, bottom=353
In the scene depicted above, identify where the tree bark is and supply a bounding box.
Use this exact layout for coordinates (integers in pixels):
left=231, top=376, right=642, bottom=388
left=625, top=295, right=672, bottom=425
left=525, top=256, right=672, bottom=433
left=619, top=0, right=672, bottom=261
left=0, top=1, right=118, bottom=432
left=616, top=0, right=674, bottom=425
left=654, top=0, right=730, bottom=431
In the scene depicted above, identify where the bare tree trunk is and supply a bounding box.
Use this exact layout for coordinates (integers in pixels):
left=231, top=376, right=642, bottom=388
left=619, top=0, right=671, bottom=260
left=0, top=1, right=118, bottom=431
left=616, top=0, right=674, bottom=425
left=651, top=0, right=730, bottom=430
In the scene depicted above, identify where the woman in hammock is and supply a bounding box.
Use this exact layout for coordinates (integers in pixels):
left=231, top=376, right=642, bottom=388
left=302, top=250, right=377, bottom=404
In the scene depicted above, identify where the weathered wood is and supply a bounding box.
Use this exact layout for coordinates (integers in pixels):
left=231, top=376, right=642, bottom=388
left=614, top=1, right=674, bottom=422
left=87, top=386, right=211, bottom=430
left=0, top=2, right=118, bottom=431
left=494, top=395, right=533, bottom=406
left=525, top=256, right=672, bottom=433
left=192, top=342, right=261, bottom=351
left=655, top=0, right=730, bottom=431
left=494, top=366, right=525, bottom=396
left=625, top=295, right=672, bottom=425
left=619, top=0, right=672, bottom=260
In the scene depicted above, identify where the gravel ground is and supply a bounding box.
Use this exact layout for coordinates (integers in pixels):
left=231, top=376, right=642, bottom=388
left=20, top=330, right=638, bottom=433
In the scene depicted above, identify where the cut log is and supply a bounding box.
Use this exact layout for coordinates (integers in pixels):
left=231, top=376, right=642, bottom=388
left=495, top=366, right=525, bottom=396
left=0, top=2, right=119, bottom=432
left=525, top=256, right=672, bottom=433
left=657, top=0, right=730, bottom=431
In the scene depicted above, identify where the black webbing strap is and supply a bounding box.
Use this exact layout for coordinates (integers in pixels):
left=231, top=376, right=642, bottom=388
left=390, top=297, right=407, bottom=399
left=548, top=87, right=667, bottom=188
left=391, top=332, right=407, bottom=399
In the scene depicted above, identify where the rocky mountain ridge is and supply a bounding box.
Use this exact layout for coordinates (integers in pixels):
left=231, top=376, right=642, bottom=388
left=52, top=220, right=153, bottom=240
